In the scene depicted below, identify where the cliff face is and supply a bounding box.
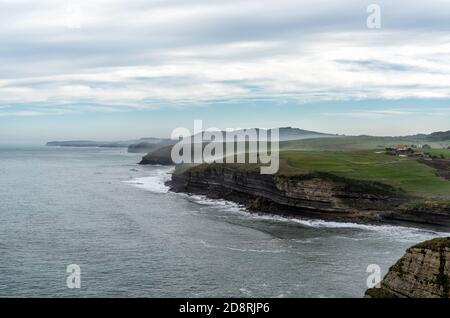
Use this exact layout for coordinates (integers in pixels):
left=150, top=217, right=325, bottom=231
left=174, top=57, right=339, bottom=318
left=366, top=237, right=450, bottom=298
left=169, top=164, right=450, bottom=227
left=169, top=164, right=406, bottom=222
left=139, top=145, right=174, bottom=165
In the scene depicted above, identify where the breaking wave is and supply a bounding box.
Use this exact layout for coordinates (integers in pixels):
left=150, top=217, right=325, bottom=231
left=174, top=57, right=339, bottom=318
left=123, top=166, right=175, bottom=193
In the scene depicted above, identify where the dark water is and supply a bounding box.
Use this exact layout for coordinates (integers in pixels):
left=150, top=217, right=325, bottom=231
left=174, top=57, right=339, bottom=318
left=0, top=146, right=447, bottom=297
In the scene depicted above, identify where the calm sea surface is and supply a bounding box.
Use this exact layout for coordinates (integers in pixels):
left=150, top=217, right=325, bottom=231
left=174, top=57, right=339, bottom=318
left=0, top=146, right=448, bottom=297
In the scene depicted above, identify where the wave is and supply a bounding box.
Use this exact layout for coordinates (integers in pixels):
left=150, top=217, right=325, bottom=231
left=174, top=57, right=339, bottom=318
left=181, top=192, right=450, bottom=240
left=187, top=194, right=244, bottom=211
left=286, top=218, right=450, bottom=241
left=123, top=166, right=175, bottom=193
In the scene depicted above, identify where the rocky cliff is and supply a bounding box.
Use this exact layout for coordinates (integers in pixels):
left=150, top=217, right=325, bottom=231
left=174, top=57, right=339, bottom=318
left=365, top=237, right=450, bottom=298
left=169, top=164, right=450, bottom=227
left=139, top=145, right=174, bottom=165
left=169, top=164, right=409, bottom=223
left=128, top=142, right=173, bottom=154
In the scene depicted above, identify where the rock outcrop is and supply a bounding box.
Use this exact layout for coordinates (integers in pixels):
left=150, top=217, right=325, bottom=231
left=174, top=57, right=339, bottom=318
left=169, top=164, right=450, bottom=227
left=128, top=142, right=172, bottom=154
left=139, top=145, right=175, bottom=165
left=366, top=237, right=450, bottom=298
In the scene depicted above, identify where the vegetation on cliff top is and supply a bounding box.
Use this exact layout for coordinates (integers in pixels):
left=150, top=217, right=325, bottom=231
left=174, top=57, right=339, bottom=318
left=279, top=150, right=450, bottom=197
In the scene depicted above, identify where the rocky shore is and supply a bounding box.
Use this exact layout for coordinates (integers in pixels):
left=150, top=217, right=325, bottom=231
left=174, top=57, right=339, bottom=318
left=168, top=163, right=450, bottom=228
left=365, top=237, right=450, bottom=298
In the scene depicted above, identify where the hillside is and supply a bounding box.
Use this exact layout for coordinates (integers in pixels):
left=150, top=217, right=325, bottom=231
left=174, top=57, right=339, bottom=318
left=428, top=130, right=450, bottom=141
left=188, top=127, right=337, bottom=142
left=278, top=150, right=450, bottom=198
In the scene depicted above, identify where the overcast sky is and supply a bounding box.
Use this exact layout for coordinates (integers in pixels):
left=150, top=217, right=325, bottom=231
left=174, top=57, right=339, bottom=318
left=1, top=0, right=450, bottom=143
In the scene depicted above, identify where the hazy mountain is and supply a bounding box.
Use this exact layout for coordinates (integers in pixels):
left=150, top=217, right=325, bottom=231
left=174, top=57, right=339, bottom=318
left=426, top=130, right=450, bottom=141
left=184, top=127, right=337, bottom=143
left=277, top=127, right=337, bottom=141
left=46, top=137, right=172, bottom=148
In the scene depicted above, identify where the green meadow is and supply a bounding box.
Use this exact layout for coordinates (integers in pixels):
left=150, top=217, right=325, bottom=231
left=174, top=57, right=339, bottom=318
left=277, top=150, right=450, bottom=198
left=424, top=148, right=450, bottom=159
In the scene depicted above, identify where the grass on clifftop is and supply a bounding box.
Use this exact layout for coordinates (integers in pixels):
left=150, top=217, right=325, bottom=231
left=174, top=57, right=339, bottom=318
left=425, top=148, right=450, bottom=159
left=278, top=150, right=450, bottom=198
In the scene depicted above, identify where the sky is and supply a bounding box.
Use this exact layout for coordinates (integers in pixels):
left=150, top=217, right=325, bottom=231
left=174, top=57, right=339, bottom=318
left=1, top=0, right=450, bottom=144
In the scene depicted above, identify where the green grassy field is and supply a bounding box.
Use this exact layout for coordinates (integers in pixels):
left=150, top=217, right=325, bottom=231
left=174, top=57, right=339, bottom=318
left=423, top=148, right=450, bottom=159
left=278, top=150, right=450, bottom=198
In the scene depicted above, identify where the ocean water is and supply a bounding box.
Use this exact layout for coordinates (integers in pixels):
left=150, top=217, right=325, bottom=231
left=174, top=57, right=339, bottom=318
left=0, top=146, right=448, bottom=298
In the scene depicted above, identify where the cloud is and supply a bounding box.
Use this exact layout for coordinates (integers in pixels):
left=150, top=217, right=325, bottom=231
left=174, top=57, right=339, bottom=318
left=322, top=107, right=447, bottom=118
left=1, top=0, right=450, bottom=116
left=0, top=110, right=52, bottom=117
left=335, top=59, right=415, bottom=72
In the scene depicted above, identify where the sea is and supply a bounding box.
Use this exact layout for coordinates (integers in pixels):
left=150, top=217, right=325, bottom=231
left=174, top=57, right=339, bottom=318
left=0, top=146, right=448, bottom=297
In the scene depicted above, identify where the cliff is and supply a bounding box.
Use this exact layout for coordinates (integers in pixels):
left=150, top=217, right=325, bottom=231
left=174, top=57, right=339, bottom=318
left=169, top=164, right=450, bottom=227
left=365, top=237, right=450, bottom=298
left=170, top=164, right=404, bottom=223
left=128, top=141, right=173, bottom=154
left=139, top=145, right=174, bottom=165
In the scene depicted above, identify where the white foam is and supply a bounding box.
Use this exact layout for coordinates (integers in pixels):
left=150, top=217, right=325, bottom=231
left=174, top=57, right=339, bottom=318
left=180, top=192, right=450, bottom=241
left=123, top=166, right=175, bottom=194
left=288, top=218, right=450, bottom=241
left=241, top=211, right=450, bottom=240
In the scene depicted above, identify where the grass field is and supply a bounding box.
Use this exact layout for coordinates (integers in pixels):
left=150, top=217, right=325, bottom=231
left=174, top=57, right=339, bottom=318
left=277, top=150, right=450, bottom=198
left=423, top=148, right=450, bottom=159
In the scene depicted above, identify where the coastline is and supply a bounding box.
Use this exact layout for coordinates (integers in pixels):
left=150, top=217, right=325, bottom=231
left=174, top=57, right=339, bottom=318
left=165, top=164, right=450, bottom=232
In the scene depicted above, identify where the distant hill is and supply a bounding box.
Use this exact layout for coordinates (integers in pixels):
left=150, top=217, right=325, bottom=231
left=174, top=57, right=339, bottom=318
left=47, top=128, right=450, bottom=151
left=46, top=137, right=172, bottom=149
left=45, top=127, right=335, bottom=149
left=186, top=127, right=337, bottom=143
left=46, top=140, right=116, bottom=147
left=278, top=127, right=337, bottom=141
left=426, top=130, right=450, bottom=141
